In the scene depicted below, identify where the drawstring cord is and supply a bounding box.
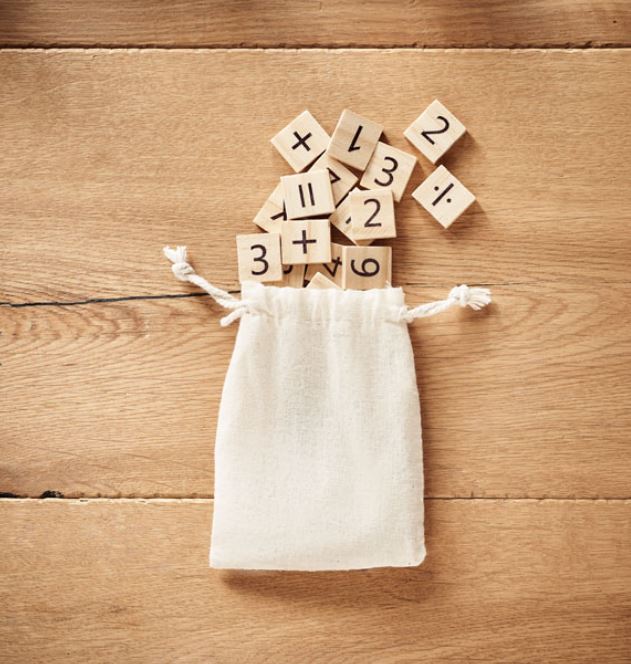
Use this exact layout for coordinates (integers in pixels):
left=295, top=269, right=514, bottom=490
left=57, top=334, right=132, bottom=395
left=400, top=285, right=492, bottom=323
left=164, top=247, right=491, bottom=325
left=163, top=246, right=248, bottom=326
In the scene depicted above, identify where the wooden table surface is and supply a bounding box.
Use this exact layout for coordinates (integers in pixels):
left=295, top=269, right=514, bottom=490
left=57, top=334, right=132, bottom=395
left=1, top=3, right=631, bottom=662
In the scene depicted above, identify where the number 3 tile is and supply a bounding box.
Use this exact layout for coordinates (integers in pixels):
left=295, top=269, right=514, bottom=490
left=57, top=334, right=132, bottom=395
left=360, top=142, right=417, bottom=202
left=404, top=99, right=466, bottom=164
left=236, top=233, right=283, bottom=283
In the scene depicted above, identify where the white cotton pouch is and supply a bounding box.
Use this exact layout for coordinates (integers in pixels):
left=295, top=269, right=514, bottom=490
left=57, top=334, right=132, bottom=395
left=211, top=281, right=424, bottom=571
left=163, top=246, right=491, bottom=572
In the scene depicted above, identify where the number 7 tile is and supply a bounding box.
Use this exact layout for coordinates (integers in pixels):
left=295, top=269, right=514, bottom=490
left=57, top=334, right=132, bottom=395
left=404, top=99, right=466, bottom=164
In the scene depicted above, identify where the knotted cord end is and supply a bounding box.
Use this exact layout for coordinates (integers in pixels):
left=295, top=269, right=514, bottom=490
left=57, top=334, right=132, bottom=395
left=163, top=245, right=195, bottom=282
left=449, top=285, right=492, bottom=311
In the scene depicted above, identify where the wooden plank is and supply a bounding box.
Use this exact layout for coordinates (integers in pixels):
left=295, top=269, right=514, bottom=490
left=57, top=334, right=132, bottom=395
left=1, top=499, right=629, bottom=663
left=1, top=50, right=631, bottom=303
left=0, top=1, right=629, bottom=48
left=2, top=283, right=630, bottom=498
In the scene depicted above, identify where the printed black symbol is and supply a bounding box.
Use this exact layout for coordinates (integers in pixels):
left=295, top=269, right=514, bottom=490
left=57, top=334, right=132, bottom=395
left=348, top=125, right=363, bottom=152
left=270, top=203, right=287, bottom=222
left=431, top=183, right=454, bottom=206
left=291, top=131, right=312, bottom=151
left=325, top=255, right=342, bottom=278
left=374, top=156, right=398, bottom=187
left=350, top=258, right=380, bottom=277
left=250, top=244, right=269, bottom=275
left=298, top=182, right=315, bottom=208
left=292, top=229, right=317, bottom=255
left=327, top=168, right=341, bottom=184
left=363, top=198, right=382, bottom=227
left=283, top=265, right=294, bottom=275
left=421, top=115, right=450, bottom=145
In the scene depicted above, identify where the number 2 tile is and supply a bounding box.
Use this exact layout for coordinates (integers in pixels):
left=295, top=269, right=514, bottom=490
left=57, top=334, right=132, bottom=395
left=360, top=142, right=417, bottom=202
left=411, top=165, right=475, bottom=229
left=350, top=188, right=396, bottom=241
left=404, top=99, right=466, bottom=164
left=236, top=233, right=283, bottom=283
left=328, top=189, right=371, bottom=246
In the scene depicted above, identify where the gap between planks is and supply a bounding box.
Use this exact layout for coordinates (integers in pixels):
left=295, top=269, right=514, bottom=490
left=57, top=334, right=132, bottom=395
left=0, top=46, right=630, bottom=54
left=2, top=279, right=629, bottom=309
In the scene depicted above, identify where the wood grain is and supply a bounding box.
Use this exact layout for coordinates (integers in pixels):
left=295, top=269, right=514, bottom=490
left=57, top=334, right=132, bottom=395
left=1, top=50, right=631, bottom=303
left=2, top=283, right=630, bottom=498
left=1, top=499, right=629, bottom=663
left=0, top=1, right=629, bottom=48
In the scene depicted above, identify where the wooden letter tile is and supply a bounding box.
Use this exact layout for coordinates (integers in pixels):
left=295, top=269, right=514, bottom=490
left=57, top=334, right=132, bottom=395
left=404, top=99, right=466, bottom=164
left=350, top=188, right=396, bottom=241
left=253, top=184, right=286, bottom=233
left=236, top=233, right=283, bottom=283
left=310, top=153, right=358, bottom=205
left=281, top=219, right=332, bottom=265
left=271, top=110, right=330, bottom=172
left=326, top=109, right=383, bottom=171
left=360, top=142, right=417, bottom=202
left=305, top=242, right=344, bottom=287
left=328, top=189, right=372, bottom=246
left=282, top=169, right=335, bottom=220
left=342, top=246, right=392, bottom=290
left=306, top=272, right=341, bottom=290
left=412, top=165, right=475, bottom=229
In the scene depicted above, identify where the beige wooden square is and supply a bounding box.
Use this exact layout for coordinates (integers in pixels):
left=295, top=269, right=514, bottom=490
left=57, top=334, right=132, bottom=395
left=310, top=153, right=358, bottom=205
left=326, top=109, right=383, bottom=171
left=270, top=263, right=305, bottom=288
left=236, top=232, right=283, bottom=283
left=271, top=110, right=330, bottom=172
left=328, top=189, right=372, bottom=246
left=268, top=182, right=285, bottom=207
left=306, top=272, right=341, bottom=290
left=360, top=142, right=417, bottom=202
left=280, top=219, right=332, bottom=264
left=342, top=245, right=392, bottom=290
left=350, top=188, right=396, bottom=241
left=404, top=99, right=466, bottom=164
left=305, top=242, right=344, bottom=287
left=412, top=165, right=475, bottom=229
left=253, top=186, right=286, bottom=233
left=281, top=169, right=335, bottom=220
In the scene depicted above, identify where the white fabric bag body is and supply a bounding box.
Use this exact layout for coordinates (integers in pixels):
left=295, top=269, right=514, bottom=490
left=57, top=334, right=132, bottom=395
left=163, top=246, right=491, bottom=572
left=212, top=281, right=424, bottom=571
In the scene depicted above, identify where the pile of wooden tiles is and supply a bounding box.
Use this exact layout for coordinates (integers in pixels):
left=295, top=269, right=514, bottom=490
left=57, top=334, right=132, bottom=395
left=237, top=102, right=474, bottom=290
